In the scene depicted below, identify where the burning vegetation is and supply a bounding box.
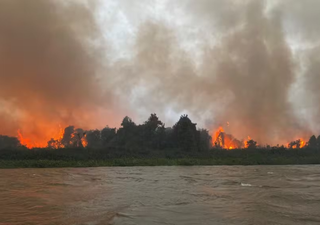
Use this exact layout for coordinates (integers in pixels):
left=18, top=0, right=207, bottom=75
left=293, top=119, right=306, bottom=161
left=214, top=127, right=240, bottom=149
left=0, top=114, right=318, bottom=152
left=212, top=125, right=311, bottom=150
left=1, top=114, right=320, bottom=168
left=17, top=126, right=88, bottom=149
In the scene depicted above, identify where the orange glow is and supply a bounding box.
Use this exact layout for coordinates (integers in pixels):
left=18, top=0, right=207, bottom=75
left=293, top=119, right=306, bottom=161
left=17, top=130, right=35, bottom=149
left=58, top=125, right=64, bottom=140
left=215, top=127, right=224, bottom=140
left=17, top=125, right=65, bottom=149
left=244, top=136, right=252, bottom=148
left=17, top=123, right=91, bottom=149
left=212, top=126, right=242, bottom=150
left=81, top=134, right=88, bottom=147
left=211, top=125, right=261, bottom=149
left=287, top=138, right=307, bottom=149
left=300, top=139, right=306, bottom=148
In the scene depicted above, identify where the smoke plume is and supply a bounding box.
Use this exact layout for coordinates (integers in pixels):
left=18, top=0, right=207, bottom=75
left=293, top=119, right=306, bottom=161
left=0, top=0, right=121, bottom=146
left=205, top=0, right=300, bottom=145
left=0, top=0, right=319, bottom=146
left=114, top=0, right=314, bottom=145
left=283, top=0, right=320, bottom=134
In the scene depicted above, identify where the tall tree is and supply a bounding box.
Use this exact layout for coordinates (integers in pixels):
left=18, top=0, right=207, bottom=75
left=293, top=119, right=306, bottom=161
left=121, top=116, right=136, bottom=129
left=115, top=116, right=138, bottom=147
left=173, top=115, right=198, bottom=151
left=246, top=139, right=257, bottom=149
left=308, top=135, right=317, bottom=148
left=86, top=130, right=101, bottom=149
left=61, top=126, right=75, bottom=148
left=0, top=135, right=20, bottom=149
left=198, top=129, right=212, bottom=152
left=317, top=135, right=320, bottom=148
left=143, top=114, right=164, bottom=148
left=101, top=126, right=116, bottom=147
left=144, top=114, right=163, bottom=131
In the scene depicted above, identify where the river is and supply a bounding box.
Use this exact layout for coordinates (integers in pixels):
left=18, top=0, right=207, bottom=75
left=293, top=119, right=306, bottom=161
left=1, top=166, right=320, bottom=225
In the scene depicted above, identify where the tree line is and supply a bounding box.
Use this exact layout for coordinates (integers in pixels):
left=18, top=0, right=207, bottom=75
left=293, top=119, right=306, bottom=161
left=0, top=114, right=212, bottom=152
left=1, top=113, right=320, bottom=153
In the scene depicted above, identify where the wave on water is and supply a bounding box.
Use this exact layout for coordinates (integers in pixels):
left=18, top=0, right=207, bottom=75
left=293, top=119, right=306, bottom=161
left=241, top=183, right=253, bottom=187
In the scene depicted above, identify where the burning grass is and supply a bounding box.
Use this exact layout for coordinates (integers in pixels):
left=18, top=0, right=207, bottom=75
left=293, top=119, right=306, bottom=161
left=0, top=114, right=319, bottom=169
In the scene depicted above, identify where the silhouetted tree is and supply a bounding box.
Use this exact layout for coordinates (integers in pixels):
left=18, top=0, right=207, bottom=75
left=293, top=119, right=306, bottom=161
left=114, top=116, right=138, bottom=147
left=101, top=126, right=116, bottom=146
left=74, top=128, right=86, bottom=148
left=288, top=139, right=303, bottom=149
left=288, top=140, right=297, bottom=149
left=61, top=126, right=75, bottom=148
left=86, top=130, right=101, bottom=149
left=0, top=135, right=20, bottom=149
left=173, top=115, right=198, bottom=151
left=317, top=135, right=320, bottom=148
left=198, top=129, right=212, bottom=151
left=308, top=135, right=317, bottom=148
left=47, top=138, right=63, bottom=149
left=121, top=116, right=136, bottom=129
left=144, top=114, right=163, bottom=131
left=246, top=139, right=257, bottom=149
left=142, top=114, right=164, bottom=148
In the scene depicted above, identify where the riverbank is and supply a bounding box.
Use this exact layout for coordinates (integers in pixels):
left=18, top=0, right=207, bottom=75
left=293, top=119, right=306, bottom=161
left=1, top=156, right=320, bottom=168
left=1, top=147, right=320, bottom=168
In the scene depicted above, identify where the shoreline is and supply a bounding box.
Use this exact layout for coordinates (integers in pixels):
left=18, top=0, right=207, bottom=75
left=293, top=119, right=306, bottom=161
left=1, top=158, right=320, bottom=169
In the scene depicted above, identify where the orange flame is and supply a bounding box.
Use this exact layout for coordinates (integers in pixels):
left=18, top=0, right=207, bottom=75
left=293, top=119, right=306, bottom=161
left=17, top=130, right=36, bottom=149
left=81, top=134, right=88, bottom=147
left=287, top=138, right=306, bottom=149
left=213, top=126, right=243, bottom=149
left=244, top=136, right=251, bottom=148
left=17, top=125, right=65, bottom=149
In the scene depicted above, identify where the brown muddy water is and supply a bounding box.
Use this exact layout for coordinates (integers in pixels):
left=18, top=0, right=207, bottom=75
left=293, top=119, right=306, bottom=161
left=0, top=166, right=320, bottom=225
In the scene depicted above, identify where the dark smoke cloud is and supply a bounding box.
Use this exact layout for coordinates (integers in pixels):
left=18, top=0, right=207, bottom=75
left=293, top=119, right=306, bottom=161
left=208, top=0, right=301, bottom=145
left=112, top=20, right=217, bottom=123
left=0, top=0, right=121, bottom=144
left=0, top=0, right=319, bottom=146
left=290, top=0, right=320, bottom=134
left=115, top=0, right=313, bottom=145
left=278, top=0, right=320, bottom=134
left=301, top=47, right=320, bottom=133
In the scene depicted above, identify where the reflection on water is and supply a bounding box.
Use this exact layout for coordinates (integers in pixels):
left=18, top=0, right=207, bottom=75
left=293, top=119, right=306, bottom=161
left=1, top=166, right=320, bottom=225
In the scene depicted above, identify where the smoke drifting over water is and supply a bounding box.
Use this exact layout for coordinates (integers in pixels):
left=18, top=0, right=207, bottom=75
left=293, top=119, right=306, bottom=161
left=0, top=0, right=319, bottom=146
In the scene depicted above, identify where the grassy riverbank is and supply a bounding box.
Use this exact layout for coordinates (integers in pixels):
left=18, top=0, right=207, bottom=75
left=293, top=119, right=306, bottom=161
left=1, top=147, right=320, bottom=168
left=1, top=155, right=320, bottom=168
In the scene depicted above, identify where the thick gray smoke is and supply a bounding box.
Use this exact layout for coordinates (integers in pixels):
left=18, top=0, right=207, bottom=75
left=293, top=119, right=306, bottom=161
left=113, top=0, right=315, bottom=145
left=303, top=47, right=320, bottom=133
left=205, top=1, right=301, bottom=144
left=0, top=0, right=319, bottom=146
left=281, top=0, right=320, bottom=135
left=0, top=0, right=122, bottom=145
